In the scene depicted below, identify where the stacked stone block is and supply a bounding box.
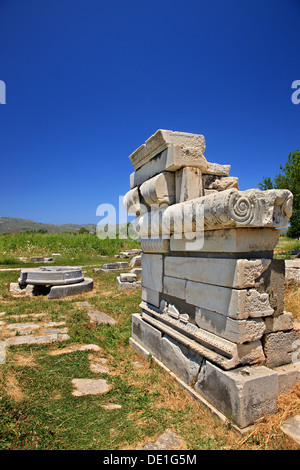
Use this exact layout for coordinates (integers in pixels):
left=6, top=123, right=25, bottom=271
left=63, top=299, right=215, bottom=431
left=123, top=129, right=298, bottom=429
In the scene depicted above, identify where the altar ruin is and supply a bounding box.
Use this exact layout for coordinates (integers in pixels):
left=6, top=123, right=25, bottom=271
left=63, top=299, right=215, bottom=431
left=123, top=129, right=300, bottom=430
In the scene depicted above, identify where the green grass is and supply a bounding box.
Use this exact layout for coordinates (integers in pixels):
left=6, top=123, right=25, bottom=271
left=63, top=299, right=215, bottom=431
left=274, top=235, right=300, bottom=259
left=0, top=232, right=140, bottom=266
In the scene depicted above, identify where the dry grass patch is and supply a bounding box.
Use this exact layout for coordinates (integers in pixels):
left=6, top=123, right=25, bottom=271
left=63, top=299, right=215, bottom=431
left=285, top=282, right=300, bottom=320
left=12, top=351, right=37, bottom=367
left=4, top=373, right=26, bottom=403
left=234, top=384, right=300, bottom=450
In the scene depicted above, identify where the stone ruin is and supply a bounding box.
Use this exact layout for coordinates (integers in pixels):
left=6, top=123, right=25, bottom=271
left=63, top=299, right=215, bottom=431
left=123, top=129, right=300, bottom=430
left=10, top=266, right=93, bottom=299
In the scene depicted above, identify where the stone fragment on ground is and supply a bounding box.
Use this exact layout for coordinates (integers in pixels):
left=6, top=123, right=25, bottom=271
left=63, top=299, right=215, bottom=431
left=87, top=310, right=117, bottom=326
left=5, top=333, right=70, bottom=346
left=90, top=358, right=110, bottom=374
left=71, top=378, right=111, bottom=396
left=280, top=415, right=300, bottom=446
left=77, top=301, right=117, bottom=326
left=48, top=344, right=101, bottom=356
left=139, top=429, right=186, bottom=450
left=0, top=317, right=70, bottom=347
left=102, top=404, right=122, bottom=410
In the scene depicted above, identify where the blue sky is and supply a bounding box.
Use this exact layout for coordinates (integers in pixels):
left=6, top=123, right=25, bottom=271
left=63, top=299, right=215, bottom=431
left=0, top=0, right=299, bottom=226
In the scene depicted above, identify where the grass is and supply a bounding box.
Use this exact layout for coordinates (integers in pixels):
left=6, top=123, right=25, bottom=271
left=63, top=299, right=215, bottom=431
left=274, top=235, right=300, bottom=259
left=0, top=232, right=299, bottom=450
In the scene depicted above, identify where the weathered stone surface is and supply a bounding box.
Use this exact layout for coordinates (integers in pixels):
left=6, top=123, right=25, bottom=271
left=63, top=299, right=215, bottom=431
left=255, top=259, right=285, bottom=315
left=102, top=263, right=119, bottom=270
left=48, top=344, right=101, bottom=356
left=48, top=278, right=93, bottom=299
left=140, top=172, right=175, bottom=206
left=163, top=276, right=186, bottom=300
left=116, top=277, right=141, bottom=290
left=140, top=237, right=170, bottom=254
left=195, top=362, right=278, bottom=428
left=132, top=313, right=162, bottom=360
left=9, top=282, right=24, bottom=294
left=87, top=310, right=117, bottom=326
left=102, top=404, right=122, bottom=410
left=141, top=254, right=163, bottom=292
left=123, top=187, right=145, bottom=215
left=175, top=167, right=203, bottom=202
left=276, top=363, right=300, bottom=394
left=130, top=267, right=142, bottom=276
left=203, top=175, right=239, bottom=192
left=134, top=188, right=293, bottom=238
left=119, top=272, right=137, bottom=283
left=170, top=228, right=280, bottom=253
left=285, top=259, right=300, bottom=282
left=129, top=255, right=141, bottom=267
left=186, top=281, right=273, bottom=319
left=130, top=145, right=208, bottom=189
left=140, top=303, right=265, bottom=369
left=264, top=312, right=294, bottom=333
left=6, top=322, right=40, bottom=335
left=203, top=162, right=231, bottom=176
left=71, top=378, right=110, bottom=396
left=30, top=257, right=44, bottom=262
left=5, top=333, right=70, bottom=346
left=141, top=287, right=160, bottom=308
left=139, top=429, right=185, bottom=450
left=164, top=257, right=271, bottom=289
left=280, top=416, right=300, bottom=446
left=195, top=308, right=265, bottom=344
left=19, top=266, right=84, bottom=286
left=161, top=334, right=202, bottom=385
left=129, top=129, right=206, bottom=171
left=263, top=330, right=298, bottom=367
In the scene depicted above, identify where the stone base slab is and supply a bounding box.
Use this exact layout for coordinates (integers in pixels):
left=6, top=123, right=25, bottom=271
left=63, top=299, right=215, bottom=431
left=48, top=278, right=93, bottom=299
left=129, top=335, right=283, bottom=431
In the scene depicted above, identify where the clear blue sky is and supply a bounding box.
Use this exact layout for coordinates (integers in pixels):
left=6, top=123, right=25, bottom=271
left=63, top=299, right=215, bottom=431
left=0, top=0, right=299, bottom=226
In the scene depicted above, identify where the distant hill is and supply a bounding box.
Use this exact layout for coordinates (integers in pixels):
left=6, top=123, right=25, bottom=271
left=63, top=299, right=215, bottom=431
left=0, top=217, right=97, bottom=234
left=0, top=217, right=136, bottom=237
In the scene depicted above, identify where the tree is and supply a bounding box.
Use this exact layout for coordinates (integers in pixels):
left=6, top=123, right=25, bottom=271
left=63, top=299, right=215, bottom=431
left=78, top=227, right=89, bottom=234
left=258, top=150, right=300, bottom=238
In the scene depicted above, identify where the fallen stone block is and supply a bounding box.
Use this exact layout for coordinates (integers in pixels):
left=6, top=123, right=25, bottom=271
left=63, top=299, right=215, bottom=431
left=280, top=416, right=300, bottom=446
left=116, top=277, right=141, bottom=290
left=9, top=282, right=25, bottom=294
left=276, top=363, right=300, bottom=395
left=119, top=272, right=137, bottom=283
left=48, top=278, right=93, bottom=299
left=285, top=259, right=300, bottom=282
left=130, top=267, right=142, bottom=276
left=129, top=255, right=141, bottom=268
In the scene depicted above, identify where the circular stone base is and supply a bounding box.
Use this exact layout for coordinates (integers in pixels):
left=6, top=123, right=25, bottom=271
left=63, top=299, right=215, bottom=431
left=19, top=266, right=84, bottom=286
